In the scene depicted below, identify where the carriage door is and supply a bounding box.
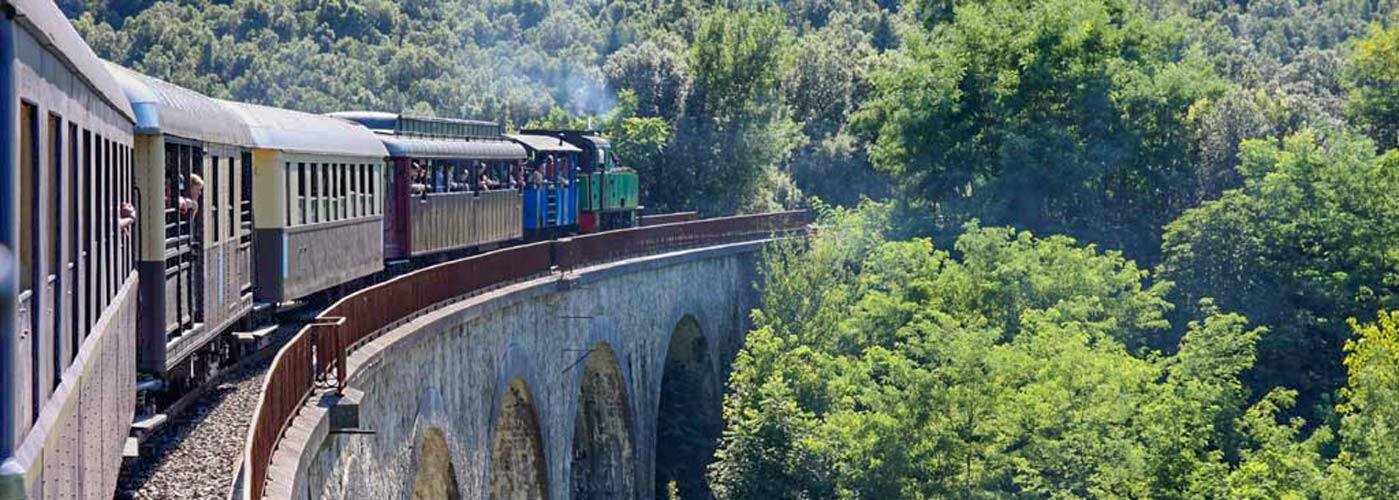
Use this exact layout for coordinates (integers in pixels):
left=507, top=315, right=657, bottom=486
left=164, top=140, right=205, bottom=343
left=384, top=158, right=409, bottom=259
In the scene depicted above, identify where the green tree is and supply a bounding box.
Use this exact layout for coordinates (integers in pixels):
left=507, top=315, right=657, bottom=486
left=1323, top=312, right=1399, bottom=497
left=710, top=204, right=1267, bottom=498
left=1160, top=130, right=1399, bottom=420
left=603, top=36, right=693, bottom=121
left=661, top=7, right=804, bottom=214
left=855, top=0, right=1224, bottom=260
left=1344, top=22, right=1399, bottom=151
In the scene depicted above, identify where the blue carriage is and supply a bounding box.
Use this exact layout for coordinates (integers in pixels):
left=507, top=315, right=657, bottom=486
left=507, top=133, right=583, bottom=236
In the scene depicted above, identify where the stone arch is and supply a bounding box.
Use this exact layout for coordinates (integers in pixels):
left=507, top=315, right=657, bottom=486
left=410, top=427, right=461, bottom=500
left=489, top=378, right=550, bottom=500
left=655, top=314, right=722, bottom=500
left=570, top=343, right=637, bottom=499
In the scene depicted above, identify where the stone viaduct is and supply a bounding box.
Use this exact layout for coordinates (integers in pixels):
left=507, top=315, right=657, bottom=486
left=265, top=240, right=772, bottom=500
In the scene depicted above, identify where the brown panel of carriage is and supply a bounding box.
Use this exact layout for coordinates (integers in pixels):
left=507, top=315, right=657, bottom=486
left=253, top=216, right=383, bottom=303
left=406, top=190, right=523, bottom=258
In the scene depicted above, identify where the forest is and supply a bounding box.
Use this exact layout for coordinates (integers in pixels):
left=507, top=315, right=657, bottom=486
left=67, top=0, right=1399, bottom=497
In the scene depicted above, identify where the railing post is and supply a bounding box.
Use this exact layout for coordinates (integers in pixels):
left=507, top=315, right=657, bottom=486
left=310, top=316, right=346, bottom=393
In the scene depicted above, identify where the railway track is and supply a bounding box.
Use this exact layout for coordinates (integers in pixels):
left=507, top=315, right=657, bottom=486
left=114, top=312, right=314, bottom=500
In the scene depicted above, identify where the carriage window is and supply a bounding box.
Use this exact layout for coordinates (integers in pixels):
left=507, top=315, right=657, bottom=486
left=329, top=163, right=339, bottom=221
left=321, top=161, right=330, bottom=222
left=311, top=163, right=322, bottom=224
left=338, top=162, right=346, bottom=218
left=287, top=162, right=296, bottom=226
left=355, top=164, right=363, bottom=215
left=321, top=162, right=331, bottom=221
left=48, top=114, right=62, bottom=384
left=68, top=124, right=80, bottom=348
left=124, top=145, right=132, bottom=277
left=306, top=162, right=316, bottom=224
left=211, top=156, right=221, bottom=240
left=242, top=153, right=253, bottom=236
left=103, top=138, right=113, bottom=304
left=336, top=164, right=343, bottom=219
left=19, top=103, right=35, bottom=294
left=365, top=164, right=374, bottom=215
left=81, top=130, right=91, bottom=329
left=322, top=162, right=331, bottom=222
left=227, top=157, right=235, bottom=239
left=342, top=164, right=349, bottom=218
left=95, top=137, right=106, bottom=307
left=347, top=163, right=357, bottom=218
left=344, top=163, right=352, bottom=218
left=46, top=114, right=60, bottom=286
left=119, top=145, right=129, bottom=278
left=295, top=163, right=304, bottom=225
left=107, top=140, right=117, bottom=297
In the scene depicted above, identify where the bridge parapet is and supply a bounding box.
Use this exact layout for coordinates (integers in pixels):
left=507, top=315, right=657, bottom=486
left=242, top=211, right=809, bottom=500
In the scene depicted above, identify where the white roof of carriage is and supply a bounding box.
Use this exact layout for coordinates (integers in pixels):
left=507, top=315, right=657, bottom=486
left=5, top=0, right=134, bottom=121
left=104, top=62, right=254, bottom=146
left=218, top=100, right=388, bottom=158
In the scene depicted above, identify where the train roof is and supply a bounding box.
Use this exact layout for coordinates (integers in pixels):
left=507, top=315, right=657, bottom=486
left=103, top=62, right=254, bottom=146
left=218, top=101, right=388, bottom=158
left=378, top=135, right=527, bottom=160
left=328, top=111, right=502, bottom=139
left=3, top=0, right=134, bottom=121
left=505, top=134, right=583, bottom=154
left=518, top=129, right=611, bottom=150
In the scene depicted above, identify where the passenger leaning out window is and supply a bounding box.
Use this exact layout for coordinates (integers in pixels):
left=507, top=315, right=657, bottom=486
left=409, top=161, right=429, bottom=195
left=179, top=174, right=203, bottom=215
left=119, top=202, right=137, bottom=234
left=479, top=168, right=501, bottom=191
left=530, top=166, right=544, bottom=188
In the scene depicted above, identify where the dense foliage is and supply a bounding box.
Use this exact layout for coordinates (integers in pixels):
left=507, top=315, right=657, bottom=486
left=710, top=204, right=1399, bottom=498
left=1161, top=130, right=1399, bottom=419
left=855, top=0, right=1224, bottom=258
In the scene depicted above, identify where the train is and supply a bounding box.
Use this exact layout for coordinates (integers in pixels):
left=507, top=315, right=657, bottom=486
left=0, top=1, right=642, bottom=496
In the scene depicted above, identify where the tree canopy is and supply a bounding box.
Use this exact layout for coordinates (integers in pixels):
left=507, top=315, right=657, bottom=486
left=710, top=203, right=1399, bottom=498
left=1160, top=129, right=1399, bottom=420
left=855, top=0, right=1225, bottom=259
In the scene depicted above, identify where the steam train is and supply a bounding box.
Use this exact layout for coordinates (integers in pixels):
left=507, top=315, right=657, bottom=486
left=0, top=0, right=640, bottom=495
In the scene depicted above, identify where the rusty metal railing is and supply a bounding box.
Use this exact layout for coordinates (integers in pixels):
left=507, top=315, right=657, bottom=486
left=242, top=210, right=809, bottom=499
left=246, top=331, right=313, bottom=500
left=640, top=211, right=699, bottom=226
left=556, top=210, right=809, bottom=270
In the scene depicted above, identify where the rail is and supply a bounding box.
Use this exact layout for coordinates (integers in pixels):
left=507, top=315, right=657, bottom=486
left=241, top=210, right=809, bottom=499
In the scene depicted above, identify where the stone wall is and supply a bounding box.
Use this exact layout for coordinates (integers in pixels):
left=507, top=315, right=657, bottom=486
left=290, top=242, right=765, bottom=500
